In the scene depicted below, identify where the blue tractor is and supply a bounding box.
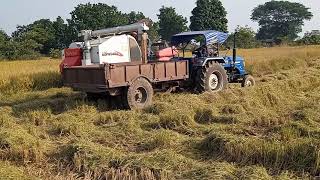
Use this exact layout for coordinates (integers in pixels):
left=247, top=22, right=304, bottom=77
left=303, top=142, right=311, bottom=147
left=170, top=30, right=255, bottom=92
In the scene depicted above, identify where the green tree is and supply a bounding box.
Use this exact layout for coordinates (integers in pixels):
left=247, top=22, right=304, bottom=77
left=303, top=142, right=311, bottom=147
left=190, top=0, right=228, bottom=32
left=124, top=12, right=159, bottom=42
left=67, top=3, right=150, bottom=41
left=127, top=11, right=145, bottom=24
left=157, top=6, right=188, bottom=41
left=1, top=28, right=42, bottom=60
left=52, top=16, right=70, bottom=49
left=68, top=3, right=128, bottom=33
left=148, top=22, right=160, bottom=42
left=0, top=30, right=9, bottom=42
left=298, top=35, right=320, bottom=45
left=11, top=25, right=28, bottom=40
left=251, top=1, right=313, bottom=41
left=226, top=26, right=259, bottom=49
left=0, top=30, right=9, bottom=59
left=9, top=19, right=54, bottom=59
left=12, top=19, right=56, bottom=54
left=1, top=39, right=41, bottom=60
left=11, top=17, right=71, bottom=57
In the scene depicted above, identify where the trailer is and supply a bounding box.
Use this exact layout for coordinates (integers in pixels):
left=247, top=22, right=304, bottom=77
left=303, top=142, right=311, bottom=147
left=62, top=60, right=189, bottom=109
left=61, top=23, right=192, bottom=109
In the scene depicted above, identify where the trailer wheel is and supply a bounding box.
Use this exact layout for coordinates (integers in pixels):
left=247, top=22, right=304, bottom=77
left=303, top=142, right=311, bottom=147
left=125, top=77, right=153, bottom=110
left=241, top=75, right=255, bottom=87
left=196, top=62, right=228, bottom=93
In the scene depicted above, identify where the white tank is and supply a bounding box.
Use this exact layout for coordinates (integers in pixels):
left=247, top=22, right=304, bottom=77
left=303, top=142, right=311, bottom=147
left=80, top=23, right=148, bottom=66
left=89, top=34, right=141, bottom=64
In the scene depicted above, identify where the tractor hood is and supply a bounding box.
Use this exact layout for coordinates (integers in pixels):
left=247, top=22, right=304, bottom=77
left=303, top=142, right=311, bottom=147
left=224, top=56, right=246, bottom=75
left=224, top=56, right=244, bottom=64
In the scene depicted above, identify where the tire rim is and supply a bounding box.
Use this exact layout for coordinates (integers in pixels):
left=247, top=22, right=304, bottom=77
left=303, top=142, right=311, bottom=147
left=209, top=73, right=219, bottom=90
left=246, top=80, right=253, bottom=87
left=134, top=87, right=148, bottom=104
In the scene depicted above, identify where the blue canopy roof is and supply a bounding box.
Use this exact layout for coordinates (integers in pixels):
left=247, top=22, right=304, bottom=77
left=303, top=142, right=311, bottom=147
left=171, top=30, right=229, bottom=45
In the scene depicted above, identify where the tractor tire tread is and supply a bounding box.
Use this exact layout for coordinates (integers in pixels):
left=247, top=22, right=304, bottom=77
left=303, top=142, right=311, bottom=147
left=241, top=75, right=256, bottom=87
left=195, top=62, right=228, bottom=93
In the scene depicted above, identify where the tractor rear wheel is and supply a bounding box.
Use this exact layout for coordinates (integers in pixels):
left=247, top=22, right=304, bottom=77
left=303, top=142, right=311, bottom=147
left=241, top=75, right=255, bottom=87
left=124, top=77, right=153, bottom=110
left=195, top=62, right=228, bottom=93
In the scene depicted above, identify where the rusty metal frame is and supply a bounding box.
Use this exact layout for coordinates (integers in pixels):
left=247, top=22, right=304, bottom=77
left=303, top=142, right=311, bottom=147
left=63, top=60, right=189, bottom=93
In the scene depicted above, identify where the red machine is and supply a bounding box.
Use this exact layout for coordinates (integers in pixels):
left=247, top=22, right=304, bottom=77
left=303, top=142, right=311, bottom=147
left=156, top=47, right=178, bottom=61
left=60, top=48, right=82, bottom=73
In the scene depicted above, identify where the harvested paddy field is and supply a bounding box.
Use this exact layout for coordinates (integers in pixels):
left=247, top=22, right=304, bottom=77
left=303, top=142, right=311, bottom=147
left=0, top=46, right=320, bottom=179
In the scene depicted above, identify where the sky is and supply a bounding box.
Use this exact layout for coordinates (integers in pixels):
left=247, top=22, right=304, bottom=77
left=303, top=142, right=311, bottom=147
left=0, top=0, right=319, bottom=36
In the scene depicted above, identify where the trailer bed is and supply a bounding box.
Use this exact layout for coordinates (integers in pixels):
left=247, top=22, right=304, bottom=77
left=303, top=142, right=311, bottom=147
left=62, top=60, right=189, bottom=93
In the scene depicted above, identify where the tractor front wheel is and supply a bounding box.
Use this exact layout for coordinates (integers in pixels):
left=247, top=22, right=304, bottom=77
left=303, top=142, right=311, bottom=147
left=195, top=62, right=228, bottom=93
left=241, top=75, right=255, bottom=87
left=124, top=77, right=153, bottom=110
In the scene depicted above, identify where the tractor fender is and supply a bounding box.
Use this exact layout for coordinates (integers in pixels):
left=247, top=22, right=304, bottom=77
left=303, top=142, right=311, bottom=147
left=203, top=57, right=225, bottom=66
left=194, top=57, right=225, bottom=67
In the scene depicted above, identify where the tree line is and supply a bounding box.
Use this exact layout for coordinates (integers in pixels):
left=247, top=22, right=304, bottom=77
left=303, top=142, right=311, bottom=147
left=0, top=0, right=317, bottom=60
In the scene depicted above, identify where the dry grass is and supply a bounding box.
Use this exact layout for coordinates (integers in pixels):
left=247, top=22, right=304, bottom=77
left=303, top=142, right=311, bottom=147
left=0, top=46, right=320, bottom=179
left=0, top=58, right=62, bottom=95
left=237, top=45, right=320, bottom=76
left=0, top=58, right=60, bottom=79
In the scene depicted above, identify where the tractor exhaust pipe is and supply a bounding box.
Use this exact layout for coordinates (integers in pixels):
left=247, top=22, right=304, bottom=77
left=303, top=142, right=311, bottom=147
left=233, top=31, right=238, bottom=66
